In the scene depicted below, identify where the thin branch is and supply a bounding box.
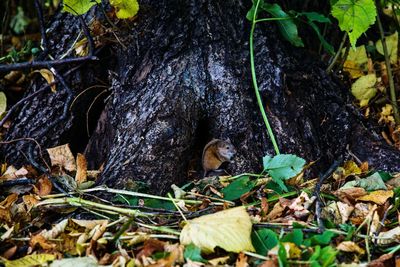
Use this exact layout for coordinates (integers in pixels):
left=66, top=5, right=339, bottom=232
left=0, top=56, right=98, bottom=73
left=34, top=0, right=49, bottom=57
left=376, top=0, right=400, bottom=125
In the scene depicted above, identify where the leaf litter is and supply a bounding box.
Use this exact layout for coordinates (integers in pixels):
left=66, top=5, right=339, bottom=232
left=0, top=143, right=399, bottom=266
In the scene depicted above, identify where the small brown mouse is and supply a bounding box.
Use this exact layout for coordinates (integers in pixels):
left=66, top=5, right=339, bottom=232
left=202, top=139, right=236, bottom=177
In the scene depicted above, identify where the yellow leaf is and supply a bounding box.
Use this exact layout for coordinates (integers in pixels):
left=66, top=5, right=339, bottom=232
left=2, top=253, right=56, bottom=267
left=343, top=161, right=362, bottom=176
left=357, top=190, right=394, bottom=205
left=35, top=69, right=56, bottom=92
left=351, top=74, right=377, bottom=107
left=379, top=104, right=395, bottom=125
left=180, top=206, right=255, bottom=253
left=110, top=0, right=139, bottom=19
left=343, top=45, right=368, bottom=79
left=376, top=32, right=398, bottom=64
left=0, top=92, right=7, bottom=117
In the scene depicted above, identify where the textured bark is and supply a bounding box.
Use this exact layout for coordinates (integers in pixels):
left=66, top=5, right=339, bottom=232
left=2, top=0, right=400, bottom=194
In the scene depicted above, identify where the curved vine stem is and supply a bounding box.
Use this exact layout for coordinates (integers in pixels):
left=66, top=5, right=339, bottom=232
left=249, top=0, right=282, bottom=155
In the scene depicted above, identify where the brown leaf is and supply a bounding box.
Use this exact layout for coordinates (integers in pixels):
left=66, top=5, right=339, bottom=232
left=47, top=144, right=77, bottom=172
left=75, top=153, right=87, bottom=184
left=266, top=202, right=285, bottom=221
left=0, top=193, right=18, bottom=208
left=259, top=259, right=279, bottom=267
left=368, top=253, right=394, bottom=267
left=34, top=175, right=53, bottom=196
left=30, top=234, right=56, bottom=250
left=35, top=69, right=56, bottom=92
left=335, top=187, right=367, bottom=204
left=337, top=241, right=365, bottom=254
left=137, top=239, right=165, bottom=259
left=1, top=245, right=17, bottom=259
left=337, top=201, right=354, bottom=224
left=151, top=244, right=183, bottom=267
left=23, top=194, right=39, bottom=211
left=236, top=252, right=249, bottom=267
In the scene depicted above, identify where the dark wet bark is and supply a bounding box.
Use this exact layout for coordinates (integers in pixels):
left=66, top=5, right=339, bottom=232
left=2, top=0, right=400, bottom=194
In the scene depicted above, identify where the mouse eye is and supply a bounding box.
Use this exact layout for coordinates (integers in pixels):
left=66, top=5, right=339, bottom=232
left=226, top=146, right=230, bottom=149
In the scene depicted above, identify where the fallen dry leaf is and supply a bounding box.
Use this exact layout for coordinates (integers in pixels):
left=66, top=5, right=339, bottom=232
left=357, top=190, right=393, bottom=205
left=47, top=144, right=77, bottom=172
left=34, top=175, right=53, bottom=196
left=35, top=69, right=56, bottom=92
left=335, top=187, right=367, bottom=204
left=337, top=241, right=365, bottom=255
left=75, top=153, right=87, bottom=184
left=337, top=201, right=354, bottom=224
left=180, top=206, right=255, bottom=253
left=235, top=253, right=249, bottom=267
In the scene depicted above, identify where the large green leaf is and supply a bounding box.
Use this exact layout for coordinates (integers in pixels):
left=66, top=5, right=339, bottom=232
left=110, top=0, right=139, bottom=19
left=63, top=0, right=101, bottom=15
left=260, top=2, right=304, bottom=47
left=331, top=0, right=377, bottom=48
left=263, top=154, right=306, bottom=191
left=222, top=176, right=256, bottom=201
left=299, top=12, right=334, bottom=55
left=183, top=244, right=206, bottom=263
left=251, top=229, right=278, bottom=255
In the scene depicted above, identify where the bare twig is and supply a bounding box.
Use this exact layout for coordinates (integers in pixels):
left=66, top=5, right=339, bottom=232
left=0, top=56, right=98, bottom=73
left=376, top=0, right=400, bottom=125
left=34, top=0, right=49, bottom=56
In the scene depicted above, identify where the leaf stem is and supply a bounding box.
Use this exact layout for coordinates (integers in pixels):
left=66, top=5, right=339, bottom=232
left=250, top=0, right=280, bottom=155
left=376, top=0, right=400, bottom=125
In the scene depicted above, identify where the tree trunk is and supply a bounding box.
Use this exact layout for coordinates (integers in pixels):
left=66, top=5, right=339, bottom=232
left=2, top=0, right=400, bottom=194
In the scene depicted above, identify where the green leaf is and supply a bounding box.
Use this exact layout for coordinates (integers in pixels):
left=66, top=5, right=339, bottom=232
left=260, top=3, right=304, bottom=47
left=307, top=20, right=335, bottom=55
left=309, top=245, right=321, bottom=261
left=110, top=0, right=139, bottom=19
left=63, top=0, right=101, bottom=15
left=183, top=244, right=206, bottom=263
left=301, top=12, right=331, bottom=23
left=277, top=242, right=288, bottom=267
left=144, top=199, right=176, bottom=210
left=3, top=254, right=56, bottom=267
left=281, top=229, right=303, bottom=246
left=251, top=229, right=278, bottom=255
left=304, top=231, right=335, bottom=246
left=341, top=172, right=387, bottom=190
left=331, top=0, right=377, bottom=48
left=0, top=92, right=7, bottom=117
left=263, top=154, right=306, bottom=191
left=319, top=246, right=337, bottom=267
left=222, top=176, right=256, bottom=201
left=9, top=7, right=29, bottom=34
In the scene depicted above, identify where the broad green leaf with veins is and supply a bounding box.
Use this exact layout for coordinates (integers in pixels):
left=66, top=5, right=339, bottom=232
left=110, top=0, right=139, bottom=19
left=331, top=0, right=377, bottom=48
left=63, top=0, right=101, bottom=15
